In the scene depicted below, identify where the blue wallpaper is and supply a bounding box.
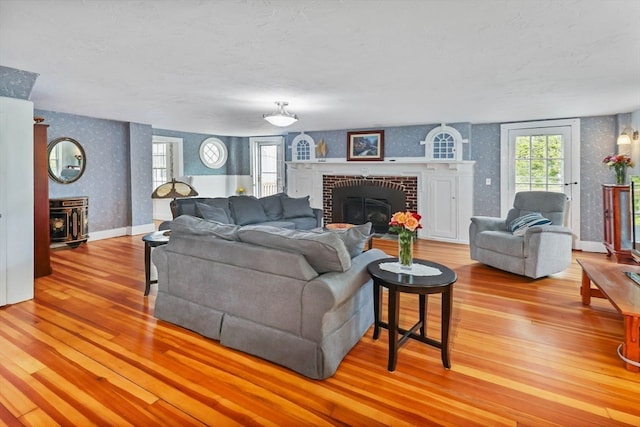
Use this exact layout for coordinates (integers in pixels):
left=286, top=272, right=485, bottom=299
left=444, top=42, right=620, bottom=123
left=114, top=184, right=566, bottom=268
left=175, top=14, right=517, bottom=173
left=129, top=123, right=154, bottom=226
left=0, top=66, right=38, bottom=100
left=581, top=116, right=617, bottom=241
left=469, top=123, right=502, bottom=217
left=153, top=129, right=250, bottom=175
left=35, top=109, right=152, bottom=232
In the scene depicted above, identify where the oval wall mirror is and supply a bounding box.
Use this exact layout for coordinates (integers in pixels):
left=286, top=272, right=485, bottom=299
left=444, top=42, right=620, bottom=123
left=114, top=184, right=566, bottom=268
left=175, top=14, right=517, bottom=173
left=47, top=137, right=86, bottom=184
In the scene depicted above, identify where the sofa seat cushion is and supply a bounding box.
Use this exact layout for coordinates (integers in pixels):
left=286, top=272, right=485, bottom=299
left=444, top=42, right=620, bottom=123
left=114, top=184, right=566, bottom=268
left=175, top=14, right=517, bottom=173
left=229, top=196, right=268, bottom=225
left=238, top=225, right=351, bottom=273
left=282, top=216, right=318, bottom=230
left=475, top=230, right=525, bottom=257
left=254, top=220, right=296, bottom=229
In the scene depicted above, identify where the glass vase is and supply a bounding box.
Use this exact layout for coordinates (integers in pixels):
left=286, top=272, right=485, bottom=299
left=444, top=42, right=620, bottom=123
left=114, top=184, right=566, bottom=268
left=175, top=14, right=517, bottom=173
left=397, top=229, right=414, bottom=270
left=615, top=167, right=626, bottom=185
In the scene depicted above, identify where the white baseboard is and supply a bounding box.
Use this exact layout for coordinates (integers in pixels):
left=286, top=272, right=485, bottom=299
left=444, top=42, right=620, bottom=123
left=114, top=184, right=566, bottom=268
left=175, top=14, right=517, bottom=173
left=579, top=240, right=607, bottom=253
left=87, top=223, right=156, bottom=242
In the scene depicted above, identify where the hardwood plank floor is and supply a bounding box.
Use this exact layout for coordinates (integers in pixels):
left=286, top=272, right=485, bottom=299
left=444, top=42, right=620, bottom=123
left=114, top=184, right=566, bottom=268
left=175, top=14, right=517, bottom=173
left=1, top=236, right=638, bottom=426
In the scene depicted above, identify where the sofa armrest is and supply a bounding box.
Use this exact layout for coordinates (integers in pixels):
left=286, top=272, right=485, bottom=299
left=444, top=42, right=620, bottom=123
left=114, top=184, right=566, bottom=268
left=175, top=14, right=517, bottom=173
left=524, top=224, right=572, bottom=240
left=470, top=216, right=507, bottom=232
left=302, top=248, right=386, bottom=312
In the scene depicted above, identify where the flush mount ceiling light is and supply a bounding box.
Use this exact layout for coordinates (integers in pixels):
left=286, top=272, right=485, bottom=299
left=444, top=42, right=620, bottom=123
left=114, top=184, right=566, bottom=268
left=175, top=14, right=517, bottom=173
left=263, top=101, right=298, bottom=127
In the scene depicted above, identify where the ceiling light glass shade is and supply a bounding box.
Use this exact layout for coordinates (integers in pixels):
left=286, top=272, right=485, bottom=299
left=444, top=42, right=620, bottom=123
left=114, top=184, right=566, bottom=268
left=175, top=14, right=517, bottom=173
left=617, top=132, right=632, bottom=145
left=151, top=178, right=198, bottom=199
left=263, top=101, right=298, bottom=127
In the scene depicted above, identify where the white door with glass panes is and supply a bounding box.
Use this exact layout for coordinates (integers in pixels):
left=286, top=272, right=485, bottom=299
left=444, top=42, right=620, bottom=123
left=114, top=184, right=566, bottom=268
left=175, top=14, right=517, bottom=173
left=250, top=136, right=284, bottom=198
left=500, top=119, right=581, bottom=248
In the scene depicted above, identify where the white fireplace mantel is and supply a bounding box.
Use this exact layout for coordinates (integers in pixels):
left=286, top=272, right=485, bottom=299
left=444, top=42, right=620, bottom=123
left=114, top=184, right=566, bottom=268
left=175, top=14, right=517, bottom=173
left=286, top=158, right=475, bottom=244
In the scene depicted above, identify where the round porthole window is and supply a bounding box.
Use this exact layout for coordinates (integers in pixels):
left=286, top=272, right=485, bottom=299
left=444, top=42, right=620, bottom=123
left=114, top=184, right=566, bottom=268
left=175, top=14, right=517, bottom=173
left=199, top=137, right=228, bottom=169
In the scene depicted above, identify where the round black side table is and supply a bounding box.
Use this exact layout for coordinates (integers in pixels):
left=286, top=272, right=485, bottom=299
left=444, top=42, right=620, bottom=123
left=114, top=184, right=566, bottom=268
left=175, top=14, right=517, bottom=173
left=142, top=231, right=170, bottom=296
left=367, top=257, right=457, bottom=371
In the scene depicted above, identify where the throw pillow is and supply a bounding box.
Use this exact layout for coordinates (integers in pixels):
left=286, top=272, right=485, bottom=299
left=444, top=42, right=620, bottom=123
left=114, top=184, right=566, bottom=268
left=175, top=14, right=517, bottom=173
left=229, top=196, right=268, bottom=225
left=195, top=202, right=230, bottom=224
left=333, top=222, right=372, bottom=258
left=259, top=193, right=284, bottom=220
left=281, top=195, right=314, bottom=219
left=238, top=225, right=351, bottom=273
left=170, top=215, right=240, bottom=241
left=508, top=213, right=552, bottom=237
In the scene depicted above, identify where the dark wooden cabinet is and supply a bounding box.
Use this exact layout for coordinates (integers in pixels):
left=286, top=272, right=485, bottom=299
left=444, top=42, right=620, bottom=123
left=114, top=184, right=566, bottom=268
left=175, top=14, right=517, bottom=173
left=34, top=122, right=52, bottom=277
left=49, top=197, right=89, bottom=247
left=602, top=184, right=632, bottom=263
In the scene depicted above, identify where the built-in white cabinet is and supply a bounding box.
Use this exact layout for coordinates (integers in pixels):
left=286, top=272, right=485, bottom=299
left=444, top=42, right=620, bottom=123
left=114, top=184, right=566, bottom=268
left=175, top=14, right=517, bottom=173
left=286, top=159, right=474, bottom=243
left=0, top=97, right=35, bottom=306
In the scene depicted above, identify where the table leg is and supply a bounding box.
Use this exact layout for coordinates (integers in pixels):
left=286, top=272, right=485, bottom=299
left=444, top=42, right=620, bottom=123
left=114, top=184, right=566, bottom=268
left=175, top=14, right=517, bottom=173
left=388, top=289, right=400, bottom=371
left=623, top=315, right=640, bottom=372
left=419, top=294, right=428, bottom=337
left=441, top=286, right=452, bottom=369
left=144, top=242, right=152, bottom=296
left=580, top=268, right=591, bottom=305
left=373, top=280, right=381, bottom=340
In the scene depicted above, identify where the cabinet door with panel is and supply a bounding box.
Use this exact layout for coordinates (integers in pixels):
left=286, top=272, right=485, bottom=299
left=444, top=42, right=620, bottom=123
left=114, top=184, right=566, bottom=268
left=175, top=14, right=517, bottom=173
left=602, top=184, right=632, bottom=263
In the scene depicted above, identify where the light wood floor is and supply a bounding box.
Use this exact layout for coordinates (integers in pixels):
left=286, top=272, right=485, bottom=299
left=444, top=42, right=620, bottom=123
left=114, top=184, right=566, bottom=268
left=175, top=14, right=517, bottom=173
left=1, top=236, right=639, bottom=426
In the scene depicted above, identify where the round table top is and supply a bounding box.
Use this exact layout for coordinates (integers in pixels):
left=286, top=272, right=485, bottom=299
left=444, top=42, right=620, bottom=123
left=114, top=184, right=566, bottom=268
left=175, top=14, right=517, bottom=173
left=142, top=230, right=171, bottom=244
left=367, top=257, right=457, bottom=291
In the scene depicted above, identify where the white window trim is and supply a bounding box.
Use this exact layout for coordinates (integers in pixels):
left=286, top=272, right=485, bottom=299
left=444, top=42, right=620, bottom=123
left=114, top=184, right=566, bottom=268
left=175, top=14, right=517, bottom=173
left=152, top=135, right=184, bottom=178
left=199, top=137, right=228, bottom=169
left=290, top=132, right=316, bottom=162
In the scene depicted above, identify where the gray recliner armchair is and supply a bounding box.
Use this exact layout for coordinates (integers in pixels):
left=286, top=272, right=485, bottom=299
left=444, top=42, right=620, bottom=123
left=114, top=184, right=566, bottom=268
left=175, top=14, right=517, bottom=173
left=469, top=191, right=573, bottom=279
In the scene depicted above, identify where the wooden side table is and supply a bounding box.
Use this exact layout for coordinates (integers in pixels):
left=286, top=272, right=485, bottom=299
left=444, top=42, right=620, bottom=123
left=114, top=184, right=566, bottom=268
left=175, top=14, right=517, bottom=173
left=142, top=231, right=170, bottom=296
left=367, top=258, right=457, bottom=371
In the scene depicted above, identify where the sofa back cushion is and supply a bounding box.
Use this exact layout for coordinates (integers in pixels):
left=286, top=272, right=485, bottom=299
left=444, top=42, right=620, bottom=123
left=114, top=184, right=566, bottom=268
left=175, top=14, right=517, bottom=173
left=259, top=193, right=285, bottom=220
left=238, top=225, right=352, bottom=273
left=281, top=195, right=315, bottom=219
left=171, top=215, right=240, bottom=241
left=195, top=202, right=231, bottom=224
left=332, top=222, right=372, bottom=258
left=229, top=196, right=268, bottom=225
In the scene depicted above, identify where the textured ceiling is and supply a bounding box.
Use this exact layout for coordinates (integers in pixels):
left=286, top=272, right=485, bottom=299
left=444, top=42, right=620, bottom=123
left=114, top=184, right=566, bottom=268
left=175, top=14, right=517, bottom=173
left=1, top=0, right=639, bottom=136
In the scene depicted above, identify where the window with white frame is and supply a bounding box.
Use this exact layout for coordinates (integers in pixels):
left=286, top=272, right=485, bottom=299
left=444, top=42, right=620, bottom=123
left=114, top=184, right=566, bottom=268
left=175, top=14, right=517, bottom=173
left=199, top=137, right=228, bottom=169
left=291, top=132, right=316, bottom=162
left=421, top=124, right=464, bottom=161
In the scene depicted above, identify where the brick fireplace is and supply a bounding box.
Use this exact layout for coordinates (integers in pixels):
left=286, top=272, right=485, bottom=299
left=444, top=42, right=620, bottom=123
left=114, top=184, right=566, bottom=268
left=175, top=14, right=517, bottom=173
left=322, top=175, right=418, bottom=232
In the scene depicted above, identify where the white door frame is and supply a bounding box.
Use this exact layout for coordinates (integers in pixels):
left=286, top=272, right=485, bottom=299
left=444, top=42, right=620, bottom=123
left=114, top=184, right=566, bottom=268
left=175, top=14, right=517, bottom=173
left=152, top=135, right=184, bottom=221
left=500, top=118, right=581, bottom=248
left=250, top=136, right=284, bottom=197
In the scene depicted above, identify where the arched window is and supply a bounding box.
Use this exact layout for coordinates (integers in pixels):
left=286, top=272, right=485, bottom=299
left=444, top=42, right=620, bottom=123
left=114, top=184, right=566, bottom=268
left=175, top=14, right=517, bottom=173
left=291, top=132, right=316, bottom=162
left=421, top=124, right=464, bottom=161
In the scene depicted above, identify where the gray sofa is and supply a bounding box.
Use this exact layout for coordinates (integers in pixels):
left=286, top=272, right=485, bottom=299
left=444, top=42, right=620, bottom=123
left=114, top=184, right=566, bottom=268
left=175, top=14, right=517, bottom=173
left=169, top=193, right=322, bottom=230
left=469, top=191, right=573, bottom=279
left=152, top=215, right=387, bottom=379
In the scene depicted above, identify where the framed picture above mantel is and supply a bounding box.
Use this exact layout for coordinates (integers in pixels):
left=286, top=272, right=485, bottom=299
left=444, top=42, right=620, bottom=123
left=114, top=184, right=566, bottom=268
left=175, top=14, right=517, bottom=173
left=347, top=130, right=384, bottom=161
